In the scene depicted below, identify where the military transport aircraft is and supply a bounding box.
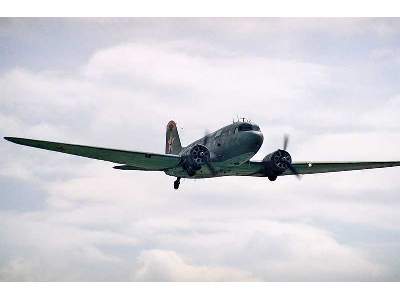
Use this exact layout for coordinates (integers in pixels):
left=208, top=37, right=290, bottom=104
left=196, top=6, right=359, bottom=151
left=4, top=119, right=400, bottom=189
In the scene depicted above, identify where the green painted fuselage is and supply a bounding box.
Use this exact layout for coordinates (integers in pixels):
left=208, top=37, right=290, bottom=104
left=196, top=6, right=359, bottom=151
left=165, top=122, right=263, bottom=178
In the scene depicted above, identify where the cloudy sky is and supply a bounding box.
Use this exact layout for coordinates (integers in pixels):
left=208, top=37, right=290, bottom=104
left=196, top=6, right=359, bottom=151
left=1, top=18, right=400, bottom=281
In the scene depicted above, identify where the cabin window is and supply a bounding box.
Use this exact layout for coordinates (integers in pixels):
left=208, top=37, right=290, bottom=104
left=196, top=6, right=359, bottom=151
left=252, top=125, right=260, bottom=131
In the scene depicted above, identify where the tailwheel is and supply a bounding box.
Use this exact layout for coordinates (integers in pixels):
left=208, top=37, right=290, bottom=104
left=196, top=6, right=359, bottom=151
left=268, top=175, right=277, bottom=181
left=174, top=177, right=181, bottom=190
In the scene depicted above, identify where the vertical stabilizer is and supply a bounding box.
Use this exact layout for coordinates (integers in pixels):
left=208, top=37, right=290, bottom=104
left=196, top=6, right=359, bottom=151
left=165, top=120, right=182, bottom=154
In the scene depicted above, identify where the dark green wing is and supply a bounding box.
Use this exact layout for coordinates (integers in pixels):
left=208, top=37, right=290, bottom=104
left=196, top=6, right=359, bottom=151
left=286, top=161, right=400, bottom=175
left=4, top=137, right=180, bottom=171
left=231, top=161, right=400, bottom=177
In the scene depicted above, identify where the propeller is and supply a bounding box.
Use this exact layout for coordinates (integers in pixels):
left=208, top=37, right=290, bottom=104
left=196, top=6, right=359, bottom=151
left=281, top=134, right=301, bottom=179
left=202, top=129, right=210, bottom=146
left=283, top=134, right=289, bottom=151
left=201, top=129, right=217, bottom=176
left=288, top=163, right=300, bottom=178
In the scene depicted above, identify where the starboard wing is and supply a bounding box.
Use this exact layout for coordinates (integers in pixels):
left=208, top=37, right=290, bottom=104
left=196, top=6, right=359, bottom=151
left=4, top=137, right=181, bottom=171
left=231, top=160, right=400, bottom=177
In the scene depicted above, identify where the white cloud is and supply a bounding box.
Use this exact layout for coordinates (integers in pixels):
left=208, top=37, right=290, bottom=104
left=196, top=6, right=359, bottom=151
left=1, top=19, right=400, bottom=281
left=0, top=258, right=43, bottom=281
left=128, top=219, right=385, bottom=281
left=237, top=220, right=385, bottom=281
left=132, top=250, right=256, bottom=281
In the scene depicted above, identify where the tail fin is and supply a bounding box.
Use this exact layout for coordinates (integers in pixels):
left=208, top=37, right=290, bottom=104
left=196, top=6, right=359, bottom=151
left=165, top=120, right=182, bottom=154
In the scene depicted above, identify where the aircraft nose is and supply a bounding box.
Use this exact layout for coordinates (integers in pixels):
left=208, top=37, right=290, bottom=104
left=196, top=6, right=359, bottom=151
left=242, top=131, right=264, bottom=150
left=253, top=131, right=264, bottom=148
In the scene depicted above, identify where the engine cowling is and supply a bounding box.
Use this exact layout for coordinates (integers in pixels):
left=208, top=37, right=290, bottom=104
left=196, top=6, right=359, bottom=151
left=181, top=144, right=211, bottom=176
left=262, top=150, right=292, bottom=177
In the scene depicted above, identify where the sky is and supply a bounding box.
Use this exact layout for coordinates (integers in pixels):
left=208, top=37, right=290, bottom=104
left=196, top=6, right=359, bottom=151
left=1, top=18, right=400, bottom=281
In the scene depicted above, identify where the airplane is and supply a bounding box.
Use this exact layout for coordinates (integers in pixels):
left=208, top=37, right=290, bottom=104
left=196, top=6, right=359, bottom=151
left=4, top=118, right=400, bottom=190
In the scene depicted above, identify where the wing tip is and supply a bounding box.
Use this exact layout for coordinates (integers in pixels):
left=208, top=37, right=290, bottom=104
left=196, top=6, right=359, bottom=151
left=4, top=137, right=28, bottom=145
left=4, top=136, right=16, bottom=142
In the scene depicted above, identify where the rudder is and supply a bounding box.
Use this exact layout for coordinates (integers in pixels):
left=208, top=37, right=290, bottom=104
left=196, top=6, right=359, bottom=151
left=166, top=120, right=182, bottom=154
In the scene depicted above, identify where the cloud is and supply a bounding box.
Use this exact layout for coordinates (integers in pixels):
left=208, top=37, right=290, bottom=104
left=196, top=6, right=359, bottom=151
left=0, top=210, right=140, bottom=281
left=128, top=219, right=385, bottom=281
left=235, top=220, right=385, bottom=281
left=0, top=258, right=43, bottom=281
left=1, top=19, right=400, bottom=281
left=132, top=250, right=256, bottom=281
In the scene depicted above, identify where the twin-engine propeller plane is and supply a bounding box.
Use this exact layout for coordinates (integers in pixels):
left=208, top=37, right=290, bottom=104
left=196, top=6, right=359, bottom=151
left=4, top=119, right=400, bottom=189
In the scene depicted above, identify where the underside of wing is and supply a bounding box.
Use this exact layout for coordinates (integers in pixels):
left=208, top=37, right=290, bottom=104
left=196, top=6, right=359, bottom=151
left=230, top=160, right=400, bottom=177
left=286, top=161, right=400, bottom=175
left=4, top=137, right=180, bottom=171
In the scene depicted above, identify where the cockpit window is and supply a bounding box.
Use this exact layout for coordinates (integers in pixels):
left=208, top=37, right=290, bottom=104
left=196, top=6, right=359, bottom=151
left=238, top=124, right=253, bottom=131
left=237, top=124, right=260, bottom=132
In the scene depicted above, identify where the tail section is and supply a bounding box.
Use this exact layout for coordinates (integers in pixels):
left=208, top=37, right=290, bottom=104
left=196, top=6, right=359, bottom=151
left=165, top=120, right=182, bottom=154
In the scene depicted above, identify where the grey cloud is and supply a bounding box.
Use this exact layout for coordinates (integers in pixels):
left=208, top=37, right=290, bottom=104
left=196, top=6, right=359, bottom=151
left=132, top=249, right=257, bottom=281
left=1, top=18, right=400, bottom=281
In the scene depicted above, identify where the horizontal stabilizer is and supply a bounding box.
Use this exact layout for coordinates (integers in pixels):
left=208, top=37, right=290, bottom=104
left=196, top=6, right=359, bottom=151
left=114, top=165, right=156, bottom=171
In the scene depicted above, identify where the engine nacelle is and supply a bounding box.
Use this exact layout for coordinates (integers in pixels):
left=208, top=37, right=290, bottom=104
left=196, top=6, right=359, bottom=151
left=181, top=144, right=211, bottom=176
left=262, top=150, right=292, bottom=176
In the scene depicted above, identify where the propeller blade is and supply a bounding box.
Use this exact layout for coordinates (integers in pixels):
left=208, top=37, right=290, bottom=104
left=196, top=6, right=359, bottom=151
left=202, top=130, right=210, bottom=146
left=283, top=134, right=289, bottom=151
left=200, top=130, right=215, bottom=175
left=288, top=163, right=301, bottom=180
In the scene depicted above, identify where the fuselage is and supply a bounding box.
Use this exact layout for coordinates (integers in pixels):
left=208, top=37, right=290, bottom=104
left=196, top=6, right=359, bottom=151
left=165, top=121, right=263, bottom=178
